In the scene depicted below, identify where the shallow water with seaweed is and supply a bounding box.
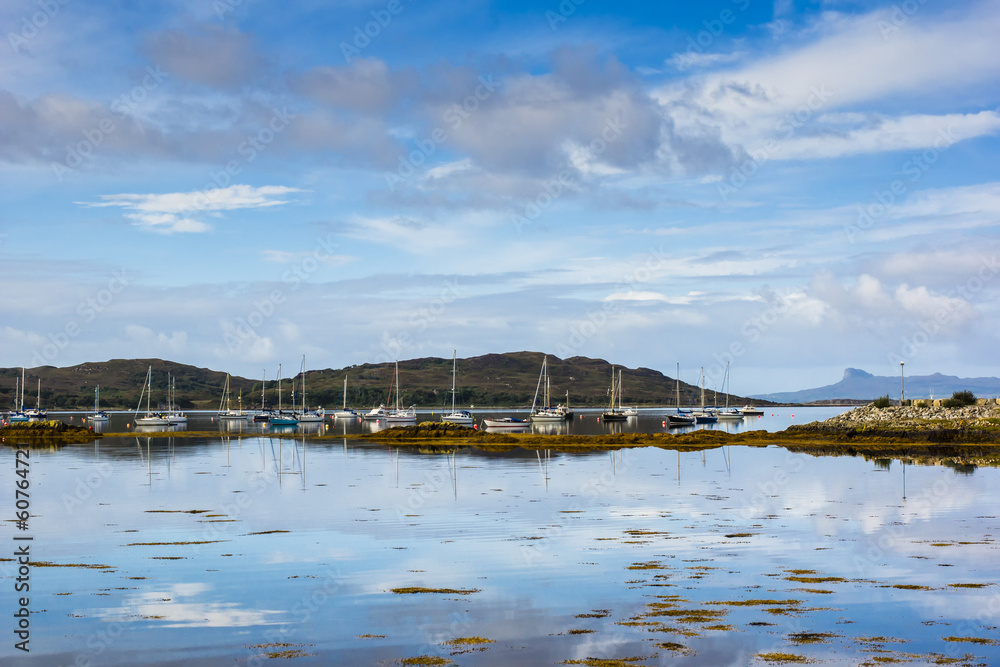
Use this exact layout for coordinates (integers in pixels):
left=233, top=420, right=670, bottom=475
left=2, top=421, right=999, bottom=665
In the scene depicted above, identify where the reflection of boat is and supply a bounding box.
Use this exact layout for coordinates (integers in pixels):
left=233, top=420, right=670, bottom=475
left=295, top=356, right=325, bottom=422
left=134, top=366, right=171, bottom=426
left=217, top=373, right=248, bottom=420
left=334, top=375, right=358, bottom=418
left=385, top=361, right=416, bottom=425
left=602, top=367, right=627, bottom=422
left=89, top=385, right=110, bottom=422
left=529, top=356, right=564, bottom=423
left=442, top=350, right=474, bottom=425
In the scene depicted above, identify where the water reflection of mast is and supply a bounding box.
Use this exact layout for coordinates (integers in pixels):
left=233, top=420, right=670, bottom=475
left=536, top=449, right=549, bottom=490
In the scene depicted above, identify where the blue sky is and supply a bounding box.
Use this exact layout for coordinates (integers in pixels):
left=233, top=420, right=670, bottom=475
left=2, top=0, right=999, bottom=395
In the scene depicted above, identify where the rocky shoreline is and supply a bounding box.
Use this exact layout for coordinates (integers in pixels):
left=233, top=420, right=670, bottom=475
left=790, top=403, right=1000, bottom=440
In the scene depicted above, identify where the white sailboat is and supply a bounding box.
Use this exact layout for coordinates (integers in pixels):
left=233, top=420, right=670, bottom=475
left=295, top=355, right=326, bottom=422
left=334, top=376, right=358, bottom=418
left=269, top=364, right=299, bottom=425
left=24, top=377, right=47, bottom=419
left=7, top=368, right=29, bottom=423
left=165, top=373, right=187, bottom=424
left=529, top=356, right=563, bottom=423
left=442, top=350, right=474, bottom=425
left=88, top=385, right=110, bottom=422
left=716, top=362, right=744, bottom=421
left=217, top=373, right=249, bottom=420
left=134, top=366, right=170, bottom=426
left=385, top=360, right=416, bottom=424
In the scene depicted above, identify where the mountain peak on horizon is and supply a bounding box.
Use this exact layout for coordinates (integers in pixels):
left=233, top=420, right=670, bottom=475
left=842, top=367, right=874, bottom=380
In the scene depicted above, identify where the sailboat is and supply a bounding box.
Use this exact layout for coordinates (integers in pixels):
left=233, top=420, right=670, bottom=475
left=134, top=366, right=170, bottom=426
left=88, top=385, right=110, bottom=422
left=529, top=356, right=563, bottom=423
left=295, top=355, right=326, bottom=423
left=253, top=370, right=272, bottom=422
left=602, top=367, right=627, bottom=421
left=692, top=367, right=717, bottom=424
left=716, top=362, right=744, bottom=421
left=334, top=376, right=358, bottom=418
left=269, top=364, right=299, bottom=425
left=385, top=361, right=416, bottom=424
left=217, top=373, right=248, bottom=420
left=665, top=363, right=696, bottom=427
left=442, top=350, right=474, bottom=425
left=165, top=373, right=187, bottom=424
left=24, top=377, right=47, bottom=419
left=7, top=368, right=29, bottom=423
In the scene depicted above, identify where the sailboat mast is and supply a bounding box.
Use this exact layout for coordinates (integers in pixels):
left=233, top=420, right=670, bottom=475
left=277, top=364, right=282, bottom=412
left=451, top=350, right=457, bottom=414
left=675, top=362, right=680, bottom=409
left=301, top=354, right=307, bottom=412
left=260, top=370, right=266, bottom=410
left=700, top=367, right=705, bottom=409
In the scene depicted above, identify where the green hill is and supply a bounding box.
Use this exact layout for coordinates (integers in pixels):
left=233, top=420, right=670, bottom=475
left=0, top=353, right=770, bottom=411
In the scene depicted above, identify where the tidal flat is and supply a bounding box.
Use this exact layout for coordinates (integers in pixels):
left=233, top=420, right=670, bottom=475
left=2, top=410, right=999, bottom=665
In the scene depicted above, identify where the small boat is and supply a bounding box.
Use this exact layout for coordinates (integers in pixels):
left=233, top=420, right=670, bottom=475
left=24, top=377, right=47, bottom=419
left=666, top=363, right=696, bottom=427
left=602, top=366, right=627, bottom=422
left=692, top=367, right=717, bottom=423
left=268, top=364, right=299, bottom=425
left=441, top=350, right=474, bottom=425
left=134, top=366, right=171, bottom=426
left=217, top=373, right=248, bottom=420
left=295, top=355, right=326, bottom=423
left=7, top=369, right=29, bottom=423
left=361, top=405, right=386, bottom=422
left=89, top=385, right=110, bottom=422
left=163, top=373, right=187, bottom=424
left=334, top=375, right=358, bottom=418
left=739, top=405, right=764, bottom=416
left=716, top=363, right=744, bottom=421
left=529, top=356, right=565, bottom=423
left=385, top=361, right=416, bottom=425
left=252, top=370, right=272, bottom=421
left=482, top=417, right=531, bottom=428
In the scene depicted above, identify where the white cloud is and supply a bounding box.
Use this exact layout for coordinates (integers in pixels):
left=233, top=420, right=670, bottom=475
left=81, top=185, right=307, bottom=234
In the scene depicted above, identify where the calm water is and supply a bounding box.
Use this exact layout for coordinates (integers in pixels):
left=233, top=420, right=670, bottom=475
left=3, top=407, right=999, bottom=666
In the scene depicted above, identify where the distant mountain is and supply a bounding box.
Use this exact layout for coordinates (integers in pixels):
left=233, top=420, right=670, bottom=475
left=752, top=368, right=1000, bottom=403
left=1, top=353, right=773, bottom=411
